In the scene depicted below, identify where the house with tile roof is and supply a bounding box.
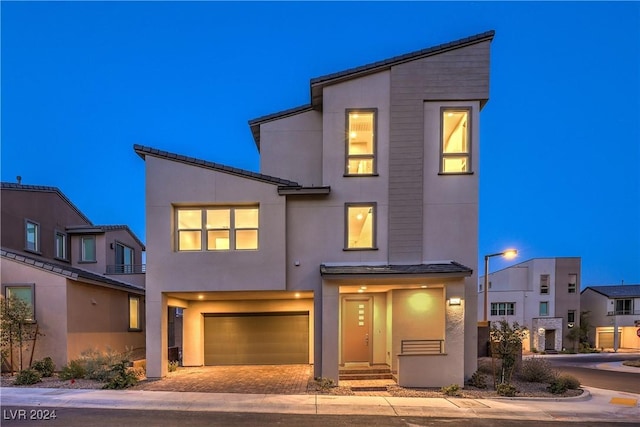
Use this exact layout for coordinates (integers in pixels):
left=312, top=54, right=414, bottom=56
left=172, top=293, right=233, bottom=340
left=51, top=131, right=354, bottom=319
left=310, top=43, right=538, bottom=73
left=137, top=30, right=494, bottom=387
left=1, top=182, right=146, bottom=371
left=581, top=285, right=640, bottom=350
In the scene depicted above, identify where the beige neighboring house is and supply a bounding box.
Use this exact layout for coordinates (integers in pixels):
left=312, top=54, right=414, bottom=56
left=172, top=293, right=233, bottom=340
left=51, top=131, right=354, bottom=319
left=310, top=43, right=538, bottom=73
left=1, top=183, right=146, bottom=371
left=137, top=30, right=495, bottom=387
left=581, top=285, right=640, bottom=350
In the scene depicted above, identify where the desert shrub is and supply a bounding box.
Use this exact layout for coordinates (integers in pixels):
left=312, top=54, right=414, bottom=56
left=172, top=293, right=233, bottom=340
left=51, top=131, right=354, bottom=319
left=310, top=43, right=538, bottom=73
left=496, top=383, right=517, bottom=397
left=440, top=384, right=462, bottom=397
left=168, top=360, right=179, bottom=372
left=467, top=371, right=487, bottom=389
left=548, top=374, right=580, bottom=394
left=32, top=357, right=55, bottom=377
left=14, top=368, right=42, bottom=385
left=314, top=377, right=335, bottom=390
left=518, top=358, right=555, bottom=383
left=102, top=360, right=139, bottom=389
left=59, top=360, right=87, bottom=380
left=81, top=348, right=128, bottom=381
left=477, top=358, right=499, bottom=376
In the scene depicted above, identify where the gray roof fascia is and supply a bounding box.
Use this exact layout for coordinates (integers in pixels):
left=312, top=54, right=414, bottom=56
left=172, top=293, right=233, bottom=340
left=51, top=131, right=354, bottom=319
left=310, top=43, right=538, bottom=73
left=320, top=261, right=473, bottom=278
left=310, top=30, right=495, bottom=108
left=133, top=144, right=300, bottom=187
left=1, top=249, right=145, bottom=295
left=277, top=186, right=331, bottom=196
left=248, top=104, right=313, bottom=150
left=1, top=182, right=93, bottom=225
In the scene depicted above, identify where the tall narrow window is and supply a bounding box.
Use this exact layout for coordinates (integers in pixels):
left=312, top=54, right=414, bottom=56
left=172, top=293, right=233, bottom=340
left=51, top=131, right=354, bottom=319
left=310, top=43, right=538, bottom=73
left=346, top=109, right=376, bottom=175
left=567, top=310, right=576, bottom=324
left=345, top=203, right=376, bottom=249
left=3, top=284, right=35, bottom=321
left=115, top=243, right=135, bottom=273
left=178, top=209, right=203, bottom=251
left=540, top=274, right=550, bottom=294
left=129, top=295, right=141, bottom=331
left=441, top=108, right=471, bottom=173
left=25, top=220, right=40, bottom=252
left=568, top=274, right=577, bottom=293
left=55, top=231, right=67, bottom=260
left=539, top=301, right=549, bottom=316
left=81, top=236, right=96, bottom=262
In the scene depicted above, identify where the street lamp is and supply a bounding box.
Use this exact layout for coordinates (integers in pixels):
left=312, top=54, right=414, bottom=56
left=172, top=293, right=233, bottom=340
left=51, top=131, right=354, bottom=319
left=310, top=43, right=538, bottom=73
left=482, top=249, right=517, bottom=323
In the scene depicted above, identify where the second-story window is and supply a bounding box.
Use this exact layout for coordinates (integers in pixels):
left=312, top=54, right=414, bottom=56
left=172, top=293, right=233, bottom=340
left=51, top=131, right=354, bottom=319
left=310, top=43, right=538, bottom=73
left=81, top=236, right=96, bottom=262
left=25, top=220, right=40, bottom=252
left=539, top=301, right=549, bottom=316
left=540, top=274, right=550, bottom=294
left=345, top=203, right=376, bottom=250
left=176, top=206, right=259, bottom=252
left=115, top=243, right=135, bottom=273
left=568, top=274, right=577, bottom=293
left=614, top=299, right=632, bottom=315
left=441, top=108, right=472, bottom=174
left=345, top=109, right=376, bottom=176
left=55, top=231, right=67, bottom=260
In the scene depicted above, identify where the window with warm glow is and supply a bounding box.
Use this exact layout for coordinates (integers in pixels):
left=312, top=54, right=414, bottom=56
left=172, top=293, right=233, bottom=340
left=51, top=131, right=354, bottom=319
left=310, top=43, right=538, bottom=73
left=345, top=203, right=376, bottom=249
left=129, top=295, right=141, bottom=331
left=441, top=108, right=471, bottom=173
left=177, top=206, right=259, bottom=251
left=346, top=110, right=376, bottom=175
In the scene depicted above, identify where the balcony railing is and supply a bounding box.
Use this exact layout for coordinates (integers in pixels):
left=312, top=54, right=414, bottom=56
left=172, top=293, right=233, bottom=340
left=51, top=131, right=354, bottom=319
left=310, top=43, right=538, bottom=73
left=106, top=264, right=146, bottom=274
left=607, top=310, right=640, bottom=316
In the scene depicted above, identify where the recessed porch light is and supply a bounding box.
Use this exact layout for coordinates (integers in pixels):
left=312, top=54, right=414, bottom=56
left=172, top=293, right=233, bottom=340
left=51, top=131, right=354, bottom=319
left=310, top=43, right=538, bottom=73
left=197, top=295, right=204, bottom=300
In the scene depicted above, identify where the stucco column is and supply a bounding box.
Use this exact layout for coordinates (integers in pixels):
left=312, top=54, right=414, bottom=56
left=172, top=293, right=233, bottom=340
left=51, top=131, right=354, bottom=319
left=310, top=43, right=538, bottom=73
left=145, top=292, right=168, bottom=378
left=182, top=302, right=204, bottom=366
left=321, top=280, right=339, bottom=383
left=463, top=276, right=478, bottom=378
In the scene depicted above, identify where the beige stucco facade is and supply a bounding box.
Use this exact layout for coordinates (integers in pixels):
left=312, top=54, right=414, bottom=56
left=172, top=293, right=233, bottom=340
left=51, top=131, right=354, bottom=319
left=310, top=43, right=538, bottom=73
left=139, top=31, right=494, bottom=386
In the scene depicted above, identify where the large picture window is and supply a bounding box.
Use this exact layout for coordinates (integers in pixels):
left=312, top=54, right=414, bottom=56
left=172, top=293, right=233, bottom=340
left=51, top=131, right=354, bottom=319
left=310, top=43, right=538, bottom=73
left=345, top=203, right=376, bottom=250
left=346, top=109, right=376, bottom=176
left=177, top=206, right=259, bottom=251
left=3, top=284, right=35, bottom=321
left=441, top=108, right=471, bottom=173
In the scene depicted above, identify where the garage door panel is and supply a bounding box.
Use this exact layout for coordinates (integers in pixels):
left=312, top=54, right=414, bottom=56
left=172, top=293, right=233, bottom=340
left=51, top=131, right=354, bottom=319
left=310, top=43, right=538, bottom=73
left=204, top=313, right=309, bottom=365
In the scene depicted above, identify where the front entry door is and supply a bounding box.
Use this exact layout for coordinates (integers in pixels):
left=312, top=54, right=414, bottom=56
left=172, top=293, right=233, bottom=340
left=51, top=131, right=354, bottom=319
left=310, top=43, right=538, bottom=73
left=342, top=297, right=372, bottom=363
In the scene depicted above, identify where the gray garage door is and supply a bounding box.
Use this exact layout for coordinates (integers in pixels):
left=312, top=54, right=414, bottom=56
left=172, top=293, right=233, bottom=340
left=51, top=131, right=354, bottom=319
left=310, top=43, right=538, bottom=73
left=204, top=312, right=309, bottom=365
left=597, top=331, right=621, bottom=348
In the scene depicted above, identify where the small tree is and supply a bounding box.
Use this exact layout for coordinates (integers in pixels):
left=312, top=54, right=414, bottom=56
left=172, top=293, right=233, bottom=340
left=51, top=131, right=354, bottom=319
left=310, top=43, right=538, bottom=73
left=490, top=320, right=527, bottom=387
left=0, top=295, right=39, bottom=373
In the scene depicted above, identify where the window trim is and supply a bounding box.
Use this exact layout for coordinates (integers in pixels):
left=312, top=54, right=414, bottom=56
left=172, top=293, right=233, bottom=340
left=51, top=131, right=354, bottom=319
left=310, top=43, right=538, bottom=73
left=128, top=294, right=142, bottom=332
left=344, top=202, right=378, bottom=251
left=175, top=206, right=260, bottom=252
left=54, top=230, right=68, bottom=261
left=2, top=283, right=36, bottom=322
left=24, top=219, right=41, bottom=254
left=114, top=241, right=135, bottom=273
left=344, top=108, right=378, bottom=177
left=490, top=302, right=515, bottom=316
left=568, top=274, right=577, bottom=293
left=80, top=235, right=97, bottom=263
left=614, top=298, right=632, bottom=315
left=540, top=274, right=550, bottom=295
left=539, top=301, right=549, bottom=316
left=439, top=107, right=473, bottom=175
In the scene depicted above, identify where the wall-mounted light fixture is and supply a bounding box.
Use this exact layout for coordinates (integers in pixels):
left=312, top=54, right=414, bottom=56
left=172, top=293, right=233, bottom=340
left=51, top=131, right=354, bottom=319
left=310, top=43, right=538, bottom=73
left=449, top=297, right=461, bottom=306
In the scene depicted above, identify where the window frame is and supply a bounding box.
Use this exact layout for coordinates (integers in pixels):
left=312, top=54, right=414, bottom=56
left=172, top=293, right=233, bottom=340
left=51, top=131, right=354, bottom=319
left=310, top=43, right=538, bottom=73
left=490, top=302, right=515, bottom=316
left=54, top=230, right=67, bottom=261
left=128, top=294, right=142, bottom=332
left=114, top=241, right=135, bottom=273
left=540, top=274, right=550, bottom=295
left=80, top=235, right=97, bottom=263
left=344, top=202, right=377, bottom=251
left=539, top=301, right=549, bottom=316
left=440, top=107, right=473, bottom=175
left=344, top=108, right=378, bottom=177
left=25, top=219, right=40, bottom=253
left=175, top=206, right=259, bottom=252
left=568, top=274, right=577, bottom=293
left=614, top=299, right=632, bottom=315
left=567, top=310, right=576, bottom=324
left=2, top=283, right=36, bottom=322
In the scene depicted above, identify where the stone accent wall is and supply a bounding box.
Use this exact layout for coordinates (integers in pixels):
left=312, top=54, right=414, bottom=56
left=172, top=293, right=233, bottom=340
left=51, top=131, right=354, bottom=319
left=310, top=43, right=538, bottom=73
left=532, top=317, right=563, bottom=352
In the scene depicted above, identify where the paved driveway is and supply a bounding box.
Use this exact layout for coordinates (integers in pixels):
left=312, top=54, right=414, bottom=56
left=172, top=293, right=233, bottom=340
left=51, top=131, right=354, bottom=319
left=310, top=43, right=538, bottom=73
left=131, top=365, right=313, bottom=394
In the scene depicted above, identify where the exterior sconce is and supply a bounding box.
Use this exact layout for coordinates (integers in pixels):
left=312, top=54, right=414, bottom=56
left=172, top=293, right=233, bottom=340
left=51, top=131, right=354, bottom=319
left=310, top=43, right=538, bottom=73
left=538, top=327, right=545, bottom=335
left=449, top=297, right=461, bottom=306
left=568, top=323, right=574, bottom=328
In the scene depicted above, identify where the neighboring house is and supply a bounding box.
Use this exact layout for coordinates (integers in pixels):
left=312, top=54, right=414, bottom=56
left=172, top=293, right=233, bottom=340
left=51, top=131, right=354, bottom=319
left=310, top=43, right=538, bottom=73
left=1, top=182, right=146, bottom=371
left=478, top=257, right=581, bottom=353
left=581, top=285, right=640, bottom=350
left=137, top=30, right=495, bottom=387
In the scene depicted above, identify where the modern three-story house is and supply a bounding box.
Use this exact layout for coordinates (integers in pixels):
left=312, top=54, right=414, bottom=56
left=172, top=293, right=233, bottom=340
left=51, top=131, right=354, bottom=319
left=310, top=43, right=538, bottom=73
left=137, top=30, right=494, bottom=387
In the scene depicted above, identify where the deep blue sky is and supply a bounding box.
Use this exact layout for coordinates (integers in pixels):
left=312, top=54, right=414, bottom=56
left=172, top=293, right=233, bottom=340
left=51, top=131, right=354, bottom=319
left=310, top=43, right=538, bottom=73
left=2, top=2, right=638, bottom=287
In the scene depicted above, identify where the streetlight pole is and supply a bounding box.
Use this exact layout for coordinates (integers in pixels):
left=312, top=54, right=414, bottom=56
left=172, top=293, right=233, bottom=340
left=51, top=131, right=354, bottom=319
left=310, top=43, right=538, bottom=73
left=482, top=249, right=518, bottom=323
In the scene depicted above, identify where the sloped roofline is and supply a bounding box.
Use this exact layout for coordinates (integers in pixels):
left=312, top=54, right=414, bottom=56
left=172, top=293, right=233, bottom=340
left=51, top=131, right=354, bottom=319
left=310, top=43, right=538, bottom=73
left=581, top=285, right=640, bottom=298
left=1, top=182, right=93, bottom=225
left=134, top=144, right=300, bottom=187
left=1, top=248, right=145, bottom=295
left=248, top=30, right=495, bottom=148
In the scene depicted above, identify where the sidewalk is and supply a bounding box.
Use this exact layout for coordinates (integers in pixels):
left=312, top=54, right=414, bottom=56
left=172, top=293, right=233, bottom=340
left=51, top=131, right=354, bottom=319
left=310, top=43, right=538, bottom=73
left=1, top=386, right=639, bottom=422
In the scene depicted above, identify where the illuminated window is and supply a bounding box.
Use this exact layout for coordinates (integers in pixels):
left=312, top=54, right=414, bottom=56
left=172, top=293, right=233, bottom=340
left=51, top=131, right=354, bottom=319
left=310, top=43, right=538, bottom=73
left=441, top=108, right=471, bottom=173
left=25, top=220, right=40, bottom=252
left=81, top=236, right=96, bottom=262
left=490, top=302, right=515, bottom=316
left=3, top=284, right=35, bottom=321
left=346, top=109, right=376, bottom=175
left=345, top=203, right=376, bottom=249
left=55, top=231, right=67, bottom=260
left=177, top=206, right=259, bottom=251
left=129, top=295, right=141, bottom=331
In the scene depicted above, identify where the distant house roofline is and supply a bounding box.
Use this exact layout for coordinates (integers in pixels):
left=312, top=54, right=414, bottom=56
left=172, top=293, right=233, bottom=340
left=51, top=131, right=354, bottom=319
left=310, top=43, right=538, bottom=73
left=581, top=285, right=640, bottom=298
left=247, top=30, right=495, bottom=148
